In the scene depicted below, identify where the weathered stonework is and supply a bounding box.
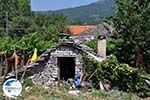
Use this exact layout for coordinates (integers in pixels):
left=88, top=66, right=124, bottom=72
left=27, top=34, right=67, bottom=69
left=27, top=43, right=85, bottom=86
left=26, top=41, right=106, bottom=86
left=23, top=23, right=111, bottom=86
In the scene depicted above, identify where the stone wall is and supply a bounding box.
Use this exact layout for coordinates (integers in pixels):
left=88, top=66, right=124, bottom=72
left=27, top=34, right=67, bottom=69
left=25, top=42, right=105, bottom=86
left=29, top=44, right=84, bottom=86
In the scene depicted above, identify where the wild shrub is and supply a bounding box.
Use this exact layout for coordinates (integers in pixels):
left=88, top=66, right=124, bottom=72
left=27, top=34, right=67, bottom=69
left=84, top=55, right=150, bottom=97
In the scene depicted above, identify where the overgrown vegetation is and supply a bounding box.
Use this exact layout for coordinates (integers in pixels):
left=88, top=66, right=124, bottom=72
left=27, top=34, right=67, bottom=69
left=85, top=38, right=123, bottom=55
left=113, top=0, right=150, bottom=70
left=0, top=0, right=67, bottom=55
left=84, top=55, right=150, bottom=98
left=85, top=38, right=98, bottom=53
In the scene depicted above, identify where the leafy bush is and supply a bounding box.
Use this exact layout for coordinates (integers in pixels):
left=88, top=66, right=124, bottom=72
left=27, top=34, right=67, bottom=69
left=0, top=37, right=16, bottom=51
left=85, top=38, right=98, bottom=53
left=85, top=38, right=123, bottom=55
left=0, top=32, right=55, bottom=55
left=14, top=32, right=55, bottom=54
left=84, top=55, right=150, bottom=97
left=107, top=39, right=123, bottom=55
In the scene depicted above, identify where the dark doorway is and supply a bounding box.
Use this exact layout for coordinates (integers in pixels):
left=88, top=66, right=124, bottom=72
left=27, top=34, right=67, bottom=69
left=58, top=57, right=75, bottom=81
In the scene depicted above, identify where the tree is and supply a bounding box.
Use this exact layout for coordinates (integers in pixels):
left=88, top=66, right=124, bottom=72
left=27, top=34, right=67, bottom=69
left=0, top=0, right=67, bottom=56
left=9, top=16, right=36, bottom=37
left=33, top=13, right=67, bottom=41
left=0, top=0, right=19, bottom=35
left=113, top=0, right=150, bottom=69
left=18, top=0, right=31, bottom=16
left=0, top=0, right=31, bottom=36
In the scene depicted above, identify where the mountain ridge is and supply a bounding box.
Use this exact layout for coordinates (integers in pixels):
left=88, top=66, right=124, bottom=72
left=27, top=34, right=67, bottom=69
left=35, top=0, right=115, bottom=24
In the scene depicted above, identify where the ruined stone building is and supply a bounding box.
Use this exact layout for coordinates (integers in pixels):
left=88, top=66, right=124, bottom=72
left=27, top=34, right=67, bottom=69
left=26, top=40, right=105, bottom=86
left=25, top=23, right=112, bottom=86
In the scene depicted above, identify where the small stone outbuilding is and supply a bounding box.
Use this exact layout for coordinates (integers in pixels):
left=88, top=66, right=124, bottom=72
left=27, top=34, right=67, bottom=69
left=26, top=42, right=90, bottom=86
left=26, top=34, right=106, bottom=86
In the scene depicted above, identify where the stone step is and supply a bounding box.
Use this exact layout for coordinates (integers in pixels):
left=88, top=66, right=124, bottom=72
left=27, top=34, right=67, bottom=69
left=26, top=62, right=39, bottom=68
left=37, top=57, right=45, bottom=62
left=41, top=53, right=49, bottom=56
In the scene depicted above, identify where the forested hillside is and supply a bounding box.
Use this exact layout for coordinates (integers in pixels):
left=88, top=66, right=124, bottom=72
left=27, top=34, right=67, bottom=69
left=36, top=0, right=115, bottom=24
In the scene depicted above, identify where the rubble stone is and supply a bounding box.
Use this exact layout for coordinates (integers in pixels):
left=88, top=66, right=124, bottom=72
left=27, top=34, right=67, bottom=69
left=26, top=42, right=105, bottom=86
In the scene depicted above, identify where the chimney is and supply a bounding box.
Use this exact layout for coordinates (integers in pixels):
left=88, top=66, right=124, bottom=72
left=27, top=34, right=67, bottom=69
left=58, top=33, right=70, bottom=42
left=98, top=35, right=106, bottom=59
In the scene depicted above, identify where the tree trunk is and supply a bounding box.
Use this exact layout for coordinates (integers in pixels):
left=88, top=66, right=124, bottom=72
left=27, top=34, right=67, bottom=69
left=135, top=48, right=143, bottom=70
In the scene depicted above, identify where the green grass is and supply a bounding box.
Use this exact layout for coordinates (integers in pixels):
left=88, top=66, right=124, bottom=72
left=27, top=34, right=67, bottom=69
left=0, top=78, right=141, bottom=100
left=17, top=85, right=141, bottom=100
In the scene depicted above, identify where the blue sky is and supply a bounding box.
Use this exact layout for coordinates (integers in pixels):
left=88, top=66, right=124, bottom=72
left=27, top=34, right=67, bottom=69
left=31, top=0, right=98, bottom=11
